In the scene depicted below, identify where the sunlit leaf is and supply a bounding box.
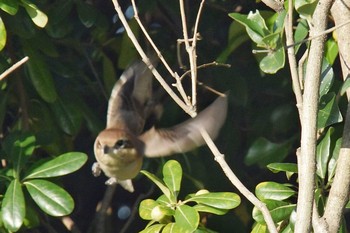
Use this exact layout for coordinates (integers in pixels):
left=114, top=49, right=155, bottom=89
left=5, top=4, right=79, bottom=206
left=294, top=19, right=309, bottom=53
left=163, top=223, right=190, bottom=233
left=141, top=170, right=172, bottom=202
left=328, top=137, right=342, bottom=183
left=187, top=192, right=240, bottom=209
left=1, top=179, right=25, bottom=232
left=256, top=182, right=295, bottom=201
left=163, top=160, right=182, bottom=196
left=319, top=59, right=334, bottom=97
left=139, top=199, right=158, bottom=220
left=21, top=0, right=48, bottom=28
left=24, top=179, right=74, bottom=216
left=193, top=204, right=228, bottom=215
left=340, top=75, right=350, bottom=96
left=0, top=0, right=19, bottom=15
left=139, top=224, right=165, bottom=233
left=316, top=127, right=334, bottom=179
left=251, top=222, right=267, bottom=233
left=23, top=152, right=87, bottom=179
left=253, top=200, right=295, bottom=223
left=295, top=0, right=318, bottom=20
left=317, top=92, right=343, bottom=129
left=0, top=17, right=6, bottom=51
left=325, top=38, right=338, bottom=65
left=259, top=45, right=285, bottom=74
left=267, top=163, right=298, bottom=180
left=174, top=205, right=199, bottom=232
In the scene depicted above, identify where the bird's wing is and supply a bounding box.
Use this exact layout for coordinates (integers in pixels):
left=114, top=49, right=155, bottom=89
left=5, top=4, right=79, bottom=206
left=140, top=94, right=228, bottom=157
left=106, top=60, right=154, bottom=134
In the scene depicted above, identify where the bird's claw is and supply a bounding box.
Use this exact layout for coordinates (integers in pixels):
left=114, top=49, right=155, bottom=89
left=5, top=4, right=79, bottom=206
left=92, top=162, right=102, bottom=177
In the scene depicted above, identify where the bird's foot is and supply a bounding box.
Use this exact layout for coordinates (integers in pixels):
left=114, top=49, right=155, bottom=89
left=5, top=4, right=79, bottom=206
left=92, top=162, right=101, bottom=177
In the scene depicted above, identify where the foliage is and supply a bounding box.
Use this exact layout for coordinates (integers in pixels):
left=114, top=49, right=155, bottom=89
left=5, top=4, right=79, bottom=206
left=139, top=160, right=241, bottom=233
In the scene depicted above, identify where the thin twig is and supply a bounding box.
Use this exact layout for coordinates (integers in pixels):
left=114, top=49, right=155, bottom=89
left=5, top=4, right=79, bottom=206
left=131, top=0, right=192, bottom=107
left=199, top=128, right=278, bottom=233
left=0, top=56, right=29, bottom=81
left=95, top=185, right=116, bottom=233
left=298, top=49, right=309, bottom=91
left=180, top=61, right=231, bottom=80
left=284, top=0, right=303, bottom=120
left=112, top=0, right=196, bottom=117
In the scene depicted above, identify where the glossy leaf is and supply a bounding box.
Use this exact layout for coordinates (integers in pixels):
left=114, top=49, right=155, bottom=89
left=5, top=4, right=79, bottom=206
left=163, top=223, right=190, bottom=233
left=163, top=160, right=182, bottom=196
left=294, top=19, right=308, bottom=53
left=174, top=205, right=199, bottom=232
left=24, top=179, right=74, bottom=216
left=253, top=200, right=295, bottom=224
left=325, top=38, right=338, bottom=65
left=319, top=59, right=334, bottom=97
left=1, top=179, right=25, bottom=232
left=317, top=92, right=343, bottom=129
left=245, top=137, right=291, bottom=167
left=340, top=75, right=350, bottom=96
left=139, top=199, right=159, bottom=220
left=118, top=18, right=139, bottom=69
left=0, top=0, right=19, bottom=15
left=267, top=163, right=298, bottom=180
left=24, top=46, right=58, bottom=103
left=101, top=52, right=117, bottom=95
left=21, top=0, right=48, bottom=28
left=295, top=0, right=318, bottom=20
left=316, top=127, right=334, bottom=179
left=187, top=192, right=240, bottom=209
left=140, top=224, right=165, bottom=233
left=251, top=223, right=267, bottom=233
left=193, top=204, right=228, bottom=215
left=23, top=152, right=87, bottom=179
left=141, top=170, right=172, bottom=202
left=229, top=10, right=269, bottom=46
left=0, top=17, right=6, bottom=51
left=328, top=137, right=342, bottom=183
left=259, top=46, right=285, bottom=74
left=256, top=182, right=295, bottom=201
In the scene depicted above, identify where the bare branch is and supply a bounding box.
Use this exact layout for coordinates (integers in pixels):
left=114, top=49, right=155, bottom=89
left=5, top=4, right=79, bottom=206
left=0, top=56, right=29, bottom=81
left=295, top=0, right=334, bottom=232
left=260, top=0, right=284, bottom=12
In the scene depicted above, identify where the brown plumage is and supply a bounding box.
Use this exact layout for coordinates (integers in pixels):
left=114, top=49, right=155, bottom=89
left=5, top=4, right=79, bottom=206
left=92, top=59, right=228, bottom=192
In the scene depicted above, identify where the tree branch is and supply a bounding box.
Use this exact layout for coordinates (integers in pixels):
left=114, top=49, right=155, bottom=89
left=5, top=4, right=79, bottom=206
left=295, top=0, right=334, bottom=232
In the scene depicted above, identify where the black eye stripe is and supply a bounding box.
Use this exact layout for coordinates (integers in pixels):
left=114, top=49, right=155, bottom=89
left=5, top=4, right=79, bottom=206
left=114, top=139, right=132, bottom=149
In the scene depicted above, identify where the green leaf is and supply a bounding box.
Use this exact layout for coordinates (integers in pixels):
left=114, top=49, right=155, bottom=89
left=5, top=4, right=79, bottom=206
left=259, top=45, right=285, bottom=74
left=0, top=0, right=19, bottom=15
left=294, top=19, right=309, bottom=53
left=325, top=38, right=338, bottom=65
left=229, top=10, right=269, bottom=46
left=319, top=59, right=334, bottom=97
left=187, top=192, right=240, bottom=209
left=23, top=152, right=87, bottom=179
left=174, top=205, right=199, bottom=232
left=267, top=163, right=298, bottom=180
left=23, top=45, right=58, bottom=103
left=2, top=132, right=36, bottom=174
left=193, top=204, right=228, bottom=215
left=316, top=127, right=334, bottom=179
left=140, top=224, right=165, bottom=233
left=76, top=0, right=98, bottom=28
left=51, top=97, right=83, bottom=135
left=245, top=137, right=291, bottom=167
left=328, top=137, right=341, bottom=183
left=21, top=0, right=48, bottom=28
left=256, top=182, right=295, bottom=201
left=163, top=160, right=182, bottom=196
left=24, top=179, right=74, bottom=216
left=163, top=223, right=190, bottom=233
left=251, top=222, right=267, bottom=233
left=139, top=199, right=159, bottom=220
left=253, top=200, right=296, bottom=224
left=141, top=170, right=172, bottom=202
left=295, top=0, right=318, bottom=20
left=1, top=179, right=25, bottom=232
left=340, top=75, right=350, bottom=96
left=101, top=52, right=117, bottom=95
left=317, top=92, right=343, bottom=129
left=0, top=17, right=6, bottom=51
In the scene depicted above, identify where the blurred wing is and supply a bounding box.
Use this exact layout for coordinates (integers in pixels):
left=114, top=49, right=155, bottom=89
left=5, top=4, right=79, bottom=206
left=140, top=94, right=228, bottom=157
left=106, top=60, right=154, bottom=134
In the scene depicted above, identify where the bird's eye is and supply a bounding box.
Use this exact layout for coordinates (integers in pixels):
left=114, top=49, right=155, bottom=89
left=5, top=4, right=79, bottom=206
left=115, top=139, right=125, bottom=148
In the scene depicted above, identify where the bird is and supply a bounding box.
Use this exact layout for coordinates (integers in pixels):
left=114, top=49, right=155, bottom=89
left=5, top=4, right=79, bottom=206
left=92, top=58, right=228, bottom=192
